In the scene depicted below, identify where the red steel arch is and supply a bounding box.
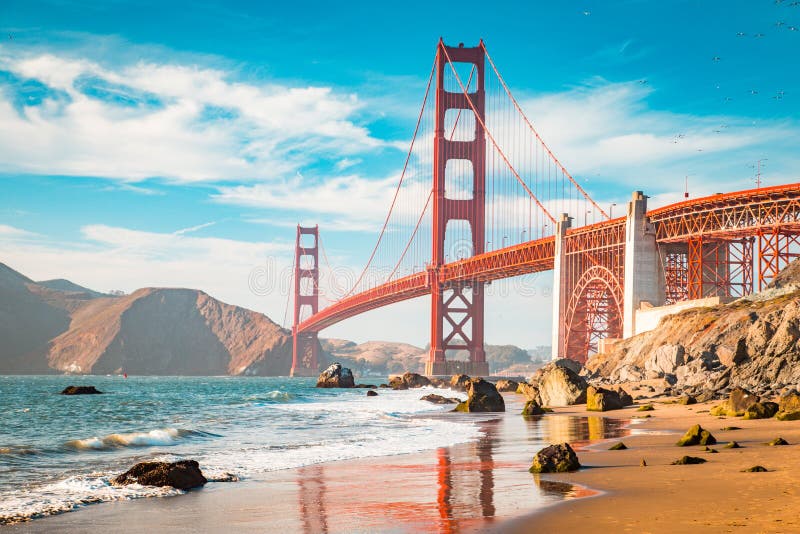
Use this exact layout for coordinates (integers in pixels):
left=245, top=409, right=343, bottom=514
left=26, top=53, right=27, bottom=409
left=563, top=265, right=624, bottom=364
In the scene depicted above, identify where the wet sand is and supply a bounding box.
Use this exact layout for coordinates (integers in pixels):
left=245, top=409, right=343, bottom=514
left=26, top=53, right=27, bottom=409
left=6, top=395, right=628, bottom=533
left=502, top=400, right=800, bottom=534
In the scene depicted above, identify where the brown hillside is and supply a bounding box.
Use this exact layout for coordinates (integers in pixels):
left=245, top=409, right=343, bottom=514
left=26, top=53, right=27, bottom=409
left=0, top=263, right=71, bottom=372
left=47, top=288, right=292, bottom=375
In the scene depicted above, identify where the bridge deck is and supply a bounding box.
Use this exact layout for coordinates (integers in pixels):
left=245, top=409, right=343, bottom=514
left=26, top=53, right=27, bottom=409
left=298, top=183, right=800, bottom=334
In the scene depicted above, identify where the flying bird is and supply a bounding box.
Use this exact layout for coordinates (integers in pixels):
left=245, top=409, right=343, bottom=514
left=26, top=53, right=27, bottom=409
left=754, top=33, right=766, bottom=38
left=724, top=96, right=733, bottom=102
left=638, top=79, right=648, bottom=85
left=789, top=26, right=799, bottom=31
left=712, top=56, right=722, bottom=61
left=776, top=21, right=786, bottom=27
left=749, top=89, right=759, bottom=95
left=582, top=10, right=591, bottom=15
left=736, top=31, right=747, bottom=37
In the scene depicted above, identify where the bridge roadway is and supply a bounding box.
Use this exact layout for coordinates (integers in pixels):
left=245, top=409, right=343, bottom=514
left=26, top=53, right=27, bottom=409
left=297, top=183, right=800, bottom=335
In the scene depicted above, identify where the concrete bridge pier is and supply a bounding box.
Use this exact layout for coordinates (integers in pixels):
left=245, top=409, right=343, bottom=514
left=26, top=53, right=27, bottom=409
left=622, top=191, right=665, bottom=338
left=550, top=213, right=571, bottom=361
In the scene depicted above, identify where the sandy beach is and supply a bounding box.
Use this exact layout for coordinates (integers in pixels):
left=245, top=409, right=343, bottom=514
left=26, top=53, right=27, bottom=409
left=8, top=394, right=800, bottom=533
left=505, top=400, right=800, bottom=534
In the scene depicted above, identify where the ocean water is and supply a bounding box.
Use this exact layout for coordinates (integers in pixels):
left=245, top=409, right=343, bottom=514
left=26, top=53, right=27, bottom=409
left=0, top=375, right=481, bottom=524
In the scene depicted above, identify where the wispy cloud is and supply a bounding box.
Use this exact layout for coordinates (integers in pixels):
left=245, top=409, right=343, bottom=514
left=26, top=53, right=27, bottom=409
left=0, top=47, right=388, bottom=184
left=0, top=224, right=38, bottom=238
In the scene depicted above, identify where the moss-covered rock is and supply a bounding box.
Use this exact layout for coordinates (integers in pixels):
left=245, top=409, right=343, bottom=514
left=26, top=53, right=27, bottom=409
left=529, top=443, right=580, bottom=473
left=671, top=455, right=707, bottom=465
left=586, top=386, right=632, bottom=412
left=776, top=390, right=800, bottom=421
left=724, top=441, right=742, bottom=449
left=608, top=442, right=628, bottom=450
left=710, top=387, right=761, bottom=417
left=768, top=437, right=789, bottom=446
left=743, top=401, right=779, bottom=420
left=453, top=378, right=504, bottom=412
left=678, top=395, right=697, bottom=405
left=522, top=399, right=546, bottom=416
left=676, top=424, right=717, bottom=446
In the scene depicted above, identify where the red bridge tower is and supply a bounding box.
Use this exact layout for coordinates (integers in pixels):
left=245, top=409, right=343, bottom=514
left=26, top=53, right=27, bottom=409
left=291, top=225, right=320, bottom=377
left=426, top=40, right=489, bottom=377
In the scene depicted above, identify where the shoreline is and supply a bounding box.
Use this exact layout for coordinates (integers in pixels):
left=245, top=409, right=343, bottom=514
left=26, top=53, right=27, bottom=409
left=4, top=394, right=629, bottom=532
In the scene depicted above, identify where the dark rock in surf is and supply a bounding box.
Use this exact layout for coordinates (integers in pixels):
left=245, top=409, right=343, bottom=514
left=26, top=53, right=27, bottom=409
left=420, top=393, right=460, bottom=404
left=454, top=378, right=505, bottom=413
left=113, top=460, right=207, bottom=490
left=61, top=385, right=103, bottom=395
left=389, top=372, right=431, bottom=390
left=315, top=363, right=355, bottom=388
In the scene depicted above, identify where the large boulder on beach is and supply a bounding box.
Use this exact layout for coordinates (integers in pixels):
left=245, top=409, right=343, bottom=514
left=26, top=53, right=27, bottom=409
left=113, top=460, right=207, bottom=490
left=676, top=424, right=716, bottom=447
left=455, top=378, right=505, bottom=412
left=586, top=386, right=632, bottom=412
left=532, top=363, right=587, bottom=406
left=61, top=385, right=103, bottom=395
left=316, top=362, right=355, bottom=388
left=776, top=390, right=800, bottom=421
left=710, top=386, right=760, bottom=416
left=744, top=401, right=779, bottom=420
left=529, top=443, right=580, bottom=473
left=450, top=374, right=471, bottom=392
left=389, top=372, right=430, bottom=390
left=495, top=379, right=519, bottom=392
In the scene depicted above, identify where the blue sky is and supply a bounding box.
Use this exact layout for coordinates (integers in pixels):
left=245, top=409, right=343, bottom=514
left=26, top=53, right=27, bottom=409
left=0, top=0, right=798, bottom=348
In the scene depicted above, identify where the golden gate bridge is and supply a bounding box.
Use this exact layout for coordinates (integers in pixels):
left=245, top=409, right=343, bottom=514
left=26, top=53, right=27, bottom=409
left=288, top=39, right=800, bottom=377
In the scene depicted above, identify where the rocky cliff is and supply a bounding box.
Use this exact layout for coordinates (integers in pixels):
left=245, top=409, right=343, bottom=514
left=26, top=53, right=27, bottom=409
left=587, top=269, right=800, bottom=396
left=0, top=263, right=292, bottom=375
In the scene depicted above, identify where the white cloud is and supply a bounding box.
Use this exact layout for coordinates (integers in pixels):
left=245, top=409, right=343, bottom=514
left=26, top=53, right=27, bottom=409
left=0, top=224, right=38, bottom=238
left=0, top=49, right=385, bottom=183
